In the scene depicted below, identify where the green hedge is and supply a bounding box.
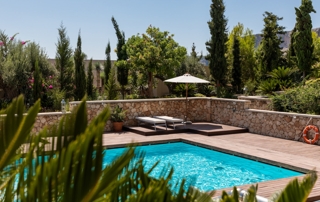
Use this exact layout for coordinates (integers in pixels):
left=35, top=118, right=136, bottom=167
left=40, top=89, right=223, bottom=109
left=272, top=81, right=320, bottom=114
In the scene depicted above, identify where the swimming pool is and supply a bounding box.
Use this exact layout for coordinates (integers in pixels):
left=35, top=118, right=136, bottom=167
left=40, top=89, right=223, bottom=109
left=103, top=142, right=303, bottom=191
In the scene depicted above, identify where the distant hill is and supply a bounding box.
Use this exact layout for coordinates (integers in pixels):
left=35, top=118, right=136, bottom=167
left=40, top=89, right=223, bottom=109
left=254, top=27, right=320, bottom=49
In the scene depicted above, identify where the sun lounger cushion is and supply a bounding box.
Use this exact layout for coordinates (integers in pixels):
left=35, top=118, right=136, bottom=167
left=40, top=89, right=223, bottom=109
left=136, top=117, right=166, bottom=124
left=135, top=117, right=167, bottom=131
left=153, top=116, right=183, bottom=123
left=153, top=116, right=185, bottom=129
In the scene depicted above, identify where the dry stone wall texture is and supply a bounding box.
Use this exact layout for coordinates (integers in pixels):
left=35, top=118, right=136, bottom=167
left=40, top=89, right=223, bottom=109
left=32, top=97, right=320, bottom=145
left=238, top=96, right=272, bottom=110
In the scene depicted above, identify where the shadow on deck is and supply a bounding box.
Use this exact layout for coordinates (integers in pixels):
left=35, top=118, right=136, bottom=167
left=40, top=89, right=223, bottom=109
left=123, top=122, right=248, bottom=136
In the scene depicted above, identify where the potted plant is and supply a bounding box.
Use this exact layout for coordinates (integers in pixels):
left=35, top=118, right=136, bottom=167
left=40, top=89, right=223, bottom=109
left=111, top=105, right=126, bottom=132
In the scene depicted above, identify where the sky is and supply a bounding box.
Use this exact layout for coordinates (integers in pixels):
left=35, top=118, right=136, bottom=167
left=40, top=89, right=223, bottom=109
left=1, top=0, right=319, bottom=60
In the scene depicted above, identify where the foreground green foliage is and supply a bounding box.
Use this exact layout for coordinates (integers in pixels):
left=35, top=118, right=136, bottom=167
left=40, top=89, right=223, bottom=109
left=0, top=95, right=317, bottom=202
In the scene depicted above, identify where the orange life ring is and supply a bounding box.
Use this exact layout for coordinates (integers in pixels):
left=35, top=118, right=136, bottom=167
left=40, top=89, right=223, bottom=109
left=303, top=125, right=319, bottom=144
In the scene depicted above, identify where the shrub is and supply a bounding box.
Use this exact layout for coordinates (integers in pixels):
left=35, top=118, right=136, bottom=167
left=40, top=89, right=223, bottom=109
left=198, top=84, right=215, bottom=97
left=243, top=80, right=257, bottom=96
left=257, top=79, right=278, bottom=95
left=272, top=81, right=320, bottom=114
left=174, top=83, right=196, bottom=97
left=125, top=94, right=140, bottom=99
left=220, top=86, right=235, bottom=99
left=194, top=93, right=206, bottom=97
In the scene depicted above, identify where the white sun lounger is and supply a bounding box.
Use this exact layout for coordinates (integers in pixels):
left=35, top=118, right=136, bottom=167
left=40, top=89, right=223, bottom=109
left=135, top=117, right=167, bottom=131
left=153, top=116, right=185, bottom=129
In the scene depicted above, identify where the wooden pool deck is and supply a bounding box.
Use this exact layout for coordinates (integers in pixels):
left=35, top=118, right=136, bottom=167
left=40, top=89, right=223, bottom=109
left=102, top=127, right=320, bottom=201
left=124, top=122, right=248, bottom=136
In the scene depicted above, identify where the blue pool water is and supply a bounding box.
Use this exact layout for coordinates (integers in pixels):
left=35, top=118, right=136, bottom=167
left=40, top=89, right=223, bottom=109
left=103, top=142, right=302, bottom=191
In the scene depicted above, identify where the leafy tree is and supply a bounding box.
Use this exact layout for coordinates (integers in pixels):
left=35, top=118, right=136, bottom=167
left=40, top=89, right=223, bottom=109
left=231, top=37, right=241, bottom=93
left=177, top=43, right=207, bottom=81
left=227, top=24, right=256, bottom=85
left=125, top=26, right=187, bottom=98
left=0, top=31, right=56, bottom=101
left=205, top=0, right=228, bottom=97
left=32, top=60, right=42, bottom=102
left=105, top=66, right=118, bottom=100
left=187, top=43, right=207, bottom=77
left=312, top=31, right=320, bottom=62
left=292, top=0, right=316, bottom=78
left=259, top=12, right=285, bottom=79
left=104, top=41, right=112, bottom=85
left=74, top=32, right=87, bottom=100
left=55, top=23, right=74, bottom=99
left=112, top=17, right=128, bottom=99
left=87, top=58, right=94, bottom=99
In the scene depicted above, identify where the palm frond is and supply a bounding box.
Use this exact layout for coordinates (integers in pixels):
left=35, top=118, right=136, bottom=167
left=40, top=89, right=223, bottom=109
left=273, top=170, right=317, bottom=202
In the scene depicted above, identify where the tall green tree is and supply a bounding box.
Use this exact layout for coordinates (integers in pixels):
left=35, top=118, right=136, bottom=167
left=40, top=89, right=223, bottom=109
left=227, top=23, right=256, bottom=84
left=55, top=23, right=74, bottom=99
left=292, top=0, right=316, bottom=78
left=32, top=60, right=42, bottom=102
left=205, top=0, right=228, bottom=96
left=125, top=26, right=187, bottom=98
left=87, top=58, right=94, bottom=99
left=104, top=41, right=112, bottom=85
left=105, top=66, right=118, bottom=100
left=74, top=32, right=86, bottom=101
left=259, top=12, right=285, bottom=78
left=240, top=29, right=256, bottom=82
left=231, top=37, right=241, bottom=93
left=111, top=17, right=128, bottom=99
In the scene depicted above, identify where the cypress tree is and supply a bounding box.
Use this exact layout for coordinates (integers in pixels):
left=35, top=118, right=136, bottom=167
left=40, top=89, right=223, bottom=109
left=87, top=58, right=94, bottom=99
left=287, top=27, right=297, bottom=68
left=231, top=37, right=241, bottom=93
left=74, top=32, right=86, bottom=101
left=205, top=0, right=228, bottom=96
left=55, top=23, right=74, bottom=99
left=104, top=41, right=111, bottom=85
left=293, top=0, right=316, bottom=78
left=105, top=67, right=118, bottom=100
left=259, top=12, right=285, bottom=78
left=111, top=16, right=128, bottom=99
left=33, top=60, right=42, bottom=102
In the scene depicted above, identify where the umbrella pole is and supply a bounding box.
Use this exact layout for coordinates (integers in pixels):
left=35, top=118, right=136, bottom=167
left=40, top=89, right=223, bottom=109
left=185, top=83, right=188, bottom=122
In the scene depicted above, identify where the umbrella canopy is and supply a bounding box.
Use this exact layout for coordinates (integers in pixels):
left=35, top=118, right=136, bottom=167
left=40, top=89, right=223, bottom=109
left=164, top=73, right=210, bottom=123
left=164, top=73, right=210, bottom=84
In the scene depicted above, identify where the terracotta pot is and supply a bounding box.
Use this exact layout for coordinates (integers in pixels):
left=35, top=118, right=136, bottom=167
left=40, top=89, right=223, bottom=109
left=113, top=122, right=123, bottom=132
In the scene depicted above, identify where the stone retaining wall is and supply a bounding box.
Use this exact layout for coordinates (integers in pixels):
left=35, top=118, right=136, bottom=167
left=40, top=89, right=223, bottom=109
left=210, top=99, right=320, bottom=145
left=32, top=97, right=320, bottom=145
left=32, top=112, right=69, bottom=133
left=238, top=96, right=272, bottom=110
left=69, top=98, right=210, bottom=131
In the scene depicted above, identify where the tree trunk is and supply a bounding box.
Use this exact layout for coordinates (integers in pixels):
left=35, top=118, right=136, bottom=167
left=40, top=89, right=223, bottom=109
left=147, top=71, right=153, bottom=98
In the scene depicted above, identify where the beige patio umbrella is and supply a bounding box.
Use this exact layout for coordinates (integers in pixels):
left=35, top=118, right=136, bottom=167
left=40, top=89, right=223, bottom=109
left=164, top=73, right=209, bottom=123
